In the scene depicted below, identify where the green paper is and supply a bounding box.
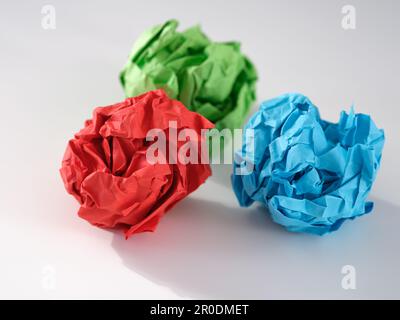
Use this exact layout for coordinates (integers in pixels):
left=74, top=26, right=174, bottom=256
left=120, top=20, right=258, bottom=130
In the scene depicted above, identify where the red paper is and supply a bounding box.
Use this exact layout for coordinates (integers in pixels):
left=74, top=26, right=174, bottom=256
left=60, top=90, right=214, bottom=238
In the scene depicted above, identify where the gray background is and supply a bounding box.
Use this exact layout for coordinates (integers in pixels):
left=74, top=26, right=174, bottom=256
left=0, top=0, right=399, bottom=299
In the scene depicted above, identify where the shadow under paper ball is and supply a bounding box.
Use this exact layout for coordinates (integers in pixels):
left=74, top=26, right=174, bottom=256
left=111, top=198, right=285, bottom=299
left=110, top=197, right=400, bottom=299
left=110, top=164, right=400, bottom=299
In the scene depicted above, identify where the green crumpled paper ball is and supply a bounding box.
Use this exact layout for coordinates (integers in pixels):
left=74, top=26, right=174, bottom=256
left=120, top=20, right=258, bottom=130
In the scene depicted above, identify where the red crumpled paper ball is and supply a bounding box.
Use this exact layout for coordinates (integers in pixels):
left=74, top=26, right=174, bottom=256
left=60, top=90, right=214, bottom=238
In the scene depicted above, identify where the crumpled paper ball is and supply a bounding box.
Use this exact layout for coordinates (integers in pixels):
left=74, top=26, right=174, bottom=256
left=232, top=93, right=385, bottom=235
left=60, top=90, right=214, bottom=238
left=120, top=19, right=257, bottom=130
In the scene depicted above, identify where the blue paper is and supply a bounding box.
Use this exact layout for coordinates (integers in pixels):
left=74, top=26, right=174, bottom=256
left=232, top=93, right=385, bottom=235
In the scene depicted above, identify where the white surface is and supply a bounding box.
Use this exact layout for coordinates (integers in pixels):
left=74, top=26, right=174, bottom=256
left=0, top=0, right=399, bottom=299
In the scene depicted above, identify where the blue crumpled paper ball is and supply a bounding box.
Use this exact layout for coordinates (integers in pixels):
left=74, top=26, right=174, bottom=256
left=232, top=93, right=385, bottom=235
